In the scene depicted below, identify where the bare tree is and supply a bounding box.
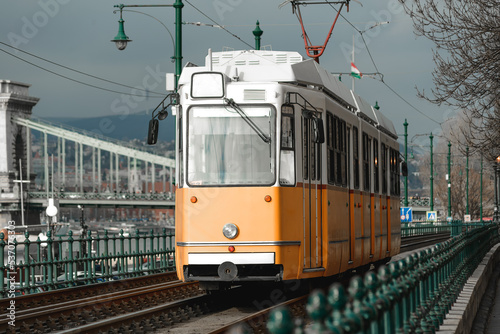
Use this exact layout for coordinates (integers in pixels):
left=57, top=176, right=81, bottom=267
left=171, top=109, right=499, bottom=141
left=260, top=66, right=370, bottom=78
left=399, top=0, right=500, bottom=160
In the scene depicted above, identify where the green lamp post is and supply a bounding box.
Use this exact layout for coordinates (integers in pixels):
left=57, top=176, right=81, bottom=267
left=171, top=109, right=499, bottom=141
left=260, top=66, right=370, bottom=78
left=112, top=1, right=183, bottom=90
left=253, top=21, right=263, bottom=50
left=403, top=119, right=408, bottom=207
left=447, top=141, right=452, bottom=219
left=429, top=133, right=434, bottom=211
left=480, top=154, right=483, bottom=221
left=466, top=146, right=469, bottom=215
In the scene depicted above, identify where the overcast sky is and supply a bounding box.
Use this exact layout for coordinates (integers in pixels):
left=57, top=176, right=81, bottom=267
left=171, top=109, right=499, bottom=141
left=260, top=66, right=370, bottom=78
left=0, top=0, right=455, bottom=147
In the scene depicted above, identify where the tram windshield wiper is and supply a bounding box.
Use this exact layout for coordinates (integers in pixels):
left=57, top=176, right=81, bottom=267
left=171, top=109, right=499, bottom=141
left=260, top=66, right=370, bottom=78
left=223, top=98, right=271, bottom=144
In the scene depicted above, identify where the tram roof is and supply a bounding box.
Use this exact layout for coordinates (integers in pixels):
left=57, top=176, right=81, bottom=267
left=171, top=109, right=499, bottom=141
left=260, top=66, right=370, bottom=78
left=179, top=50, right=397, bottom=137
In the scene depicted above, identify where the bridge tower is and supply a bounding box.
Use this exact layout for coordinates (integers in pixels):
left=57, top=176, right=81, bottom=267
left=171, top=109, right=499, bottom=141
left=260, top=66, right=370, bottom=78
left=0, top=80, right=40, bottom=226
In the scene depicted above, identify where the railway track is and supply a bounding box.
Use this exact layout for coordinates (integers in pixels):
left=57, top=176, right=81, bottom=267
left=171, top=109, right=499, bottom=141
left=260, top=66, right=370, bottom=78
left=400, top=231, right=451, bottom=252
left=0, top=271, right=178, bottom=312
left=0, top=272, right=202, bottom=333
left=1, top=233, right=450, bottom=334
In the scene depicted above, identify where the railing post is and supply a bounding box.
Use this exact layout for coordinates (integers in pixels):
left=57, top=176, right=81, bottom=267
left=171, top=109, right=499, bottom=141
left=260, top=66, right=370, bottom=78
left=162, top=228, right=168, bottom=268
left=306, top=290, right=328, bottom=333
left=134, top=229, right=141, bottom=273
left=428, top=246, right=440, bottom=329
left=326, top=283, right=348, bottom=333
left=364, top=271, right=383, bottom=334
left=388, top=262, right=404, bottom=333
left=149, top=229, right=155, bottom=269
left=378, top=266, right=395, bottom=333
left=104, top=230, right=110, bottom=278
left=23, top=231, right=30, bottom=292
left=267, top=306, right=294, bottom=334
left=86, top=230, right=93, bottom=282
left=47, top=231, right=53, bottom=291
left=119, top=229, right=125, bottom=275
left=95, top=233, right=101, bottom=275
left=68, top=230, right=74, bottom=285
left=399, top=258, right=413, bottom=333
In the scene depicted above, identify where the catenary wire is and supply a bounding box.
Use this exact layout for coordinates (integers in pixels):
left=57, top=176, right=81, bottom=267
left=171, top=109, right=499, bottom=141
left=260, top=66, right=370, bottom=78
left=0, top=47, right=160, bottom=98
left=0, top=41, right=164, bottom=96
left=184, top=0, right=254, bottom=49
left=319, top=0, right=442, bottom=125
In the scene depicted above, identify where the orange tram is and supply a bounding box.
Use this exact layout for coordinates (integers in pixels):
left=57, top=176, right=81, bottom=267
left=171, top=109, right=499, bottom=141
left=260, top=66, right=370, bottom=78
left=171, top=50, right=401, bottom=290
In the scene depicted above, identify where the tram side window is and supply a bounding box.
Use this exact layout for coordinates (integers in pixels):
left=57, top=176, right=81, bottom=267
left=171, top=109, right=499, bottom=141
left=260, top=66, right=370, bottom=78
left=327, top=112, right=335, bottom=185
left=353, top=126, right=359, bottom=189
left=280, top=111, right=295, bottom=186
left=390, top=149, right=395, bottom=195
left=390, top=148, right=400, bottom=196
left=303, top=120, right=319, bottom=180
left=381, top=143, right=387, bottom=194
left=334, top=116, right=341, bottom=185
left=336, top=118, right=347, bottom=186
left=362, top=133, right=371, bottom=191
left=304, top=119, right=319, bottom=181
left=373, top=139, right=379, bottom=193
left=396, top=150, right=400, bottom=195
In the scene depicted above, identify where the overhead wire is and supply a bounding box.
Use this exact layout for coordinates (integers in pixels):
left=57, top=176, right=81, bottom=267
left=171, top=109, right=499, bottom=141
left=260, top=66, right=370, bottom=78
left=184, top=0, right=254, bottom=49
left=0, top=47, right=161, bottom=97
left=319, top=0, right=442, bottom=125
left=0, top=41, right=165, bottom=97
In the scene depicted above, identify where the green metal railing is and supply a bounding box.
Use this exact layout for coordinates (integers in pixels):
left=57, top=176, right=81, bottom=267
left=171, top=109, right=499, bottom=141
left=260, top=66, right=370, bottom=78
left=268, top=223, right=500, bottom=334
left=0, top=229, right=175, bottom=297
left=401, top=220, right=491, bottom=238
left=27, top=191, right=175, bottom=201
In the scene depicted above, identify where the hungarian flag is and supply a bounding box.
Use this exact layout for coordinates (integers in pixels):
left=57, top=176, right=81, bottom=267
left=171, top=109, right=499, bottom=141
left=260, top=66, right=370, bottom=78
left=351, top=62, right=362, bottom=79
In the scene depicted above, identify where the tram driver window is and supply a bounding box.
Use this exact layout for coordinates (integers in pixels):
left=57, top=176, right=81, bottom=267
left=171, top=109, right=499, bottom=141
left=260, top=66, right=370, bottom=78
left=280, top=109, right=295, bottom=186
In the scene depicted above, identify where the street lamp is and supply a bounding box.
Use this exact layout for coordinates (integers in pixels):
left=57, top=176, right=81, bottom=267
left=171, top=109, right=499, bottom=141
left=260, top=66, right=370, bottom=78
left=111, top=5, right=132, bottom=50
left=111, top=2, right=183, bottom=90
left=403, top=119, right=409, bottom=207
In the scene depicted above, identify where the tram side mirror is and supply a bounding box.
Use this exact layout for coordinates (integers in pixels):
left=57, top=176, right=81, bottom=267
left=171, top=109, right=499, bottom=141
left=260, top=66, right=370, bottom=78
left=147, top=119, right=159, bottom=145
left=312, top=118, right=325, bottom=144
left=401, top=161, right=408, bottom=177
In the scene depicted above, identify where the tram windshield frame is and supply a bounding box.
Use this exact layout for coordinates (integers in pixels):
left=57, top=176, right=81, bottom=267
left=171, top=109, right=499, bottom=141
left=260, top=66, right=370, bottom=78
left=186, top=104, right=276, bottom=187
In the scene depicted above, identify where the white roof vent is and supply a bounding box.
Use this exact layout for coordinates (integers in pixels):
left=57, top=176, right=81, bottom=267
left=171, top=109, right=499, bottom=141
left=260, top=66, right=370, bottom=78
left=244, top=89, right=266, bottom=101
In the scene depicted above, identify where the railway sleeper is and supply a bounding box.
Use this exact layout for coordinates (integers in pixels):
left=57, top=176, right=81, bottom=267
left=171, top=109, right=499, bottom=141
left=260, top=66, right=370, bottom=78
left=45, top=316, right=59, bottom=330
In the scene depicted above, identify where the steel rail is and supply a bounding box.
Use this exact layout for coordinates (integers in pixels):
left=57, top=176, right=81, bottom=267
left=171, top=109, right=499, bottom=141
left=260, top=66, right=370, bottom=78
left=0, top=271, right=178, bottom=311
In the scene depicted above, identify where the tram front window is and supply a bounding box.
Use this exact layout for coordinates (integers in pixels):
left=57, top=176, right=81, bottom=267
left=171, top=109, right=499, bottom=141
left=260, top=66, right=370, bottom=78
left=187, top=105, right=276, bottom=186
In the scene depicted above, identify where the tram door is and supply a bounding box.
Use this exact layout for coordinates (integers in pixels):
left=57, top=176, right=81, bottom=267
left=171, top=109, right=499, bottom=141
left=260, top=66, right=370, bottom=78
left=302, top=115, right=323, bottom=270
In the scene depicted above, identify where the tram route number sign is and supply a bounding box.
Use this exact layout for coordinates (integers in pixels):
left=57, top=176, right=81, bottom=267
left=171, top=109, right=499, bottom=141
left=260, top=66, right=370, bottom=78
left=400, top=207, right=412, bottom=223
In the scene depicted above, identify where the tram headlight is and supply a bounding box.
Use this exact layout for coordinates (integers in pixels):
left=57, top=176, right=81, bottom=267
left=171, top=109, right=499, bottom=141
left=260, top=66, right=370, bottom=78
left=222, top=223, right=239, bottom=239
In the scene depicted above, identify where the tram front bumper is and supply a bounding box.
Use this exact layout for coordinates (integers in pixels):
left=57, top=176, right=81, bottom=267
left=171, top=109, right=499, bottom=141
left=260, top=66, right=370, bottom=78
left=183, top=252, right=282, bottom=282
